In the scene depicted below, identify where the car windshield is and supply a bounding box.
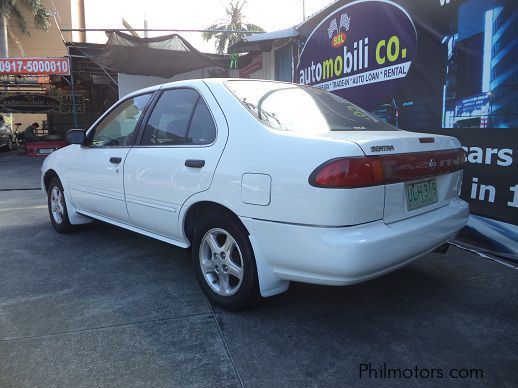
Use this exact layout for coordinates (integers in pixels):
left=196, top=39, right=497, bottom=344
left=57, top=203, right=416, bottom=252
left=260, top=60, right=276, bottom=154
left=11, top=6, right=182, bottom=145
left=226, top=80, right=395, bottom=133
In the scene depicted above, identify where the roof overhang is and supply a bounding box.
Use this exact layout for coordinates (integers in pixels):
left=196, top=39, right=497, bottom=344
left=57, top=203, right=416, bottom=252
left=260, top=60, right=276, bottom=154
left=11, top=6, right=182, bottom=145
left=228, top=28, right=299, bottom=53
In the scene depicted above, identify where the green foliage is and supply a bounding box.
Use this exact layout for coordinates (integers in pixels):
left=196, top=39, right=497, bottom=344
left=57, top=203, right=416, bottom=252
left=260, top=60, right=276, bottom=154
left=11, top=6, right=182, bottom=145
left=0, top=0, right=50, bottom=35
left=202, top=0, right=264, bottom=54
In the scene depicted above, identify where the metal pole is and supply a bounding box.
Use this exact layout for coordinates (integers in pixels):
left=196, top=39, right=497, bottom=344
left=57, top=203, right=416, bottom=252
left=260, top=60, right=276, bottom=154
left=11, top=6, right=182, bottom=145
left=71, top=0, right=87, bottom=43
left=0, top=16, right=8, bottom=57
left=67, top=46, right=78, bottom=128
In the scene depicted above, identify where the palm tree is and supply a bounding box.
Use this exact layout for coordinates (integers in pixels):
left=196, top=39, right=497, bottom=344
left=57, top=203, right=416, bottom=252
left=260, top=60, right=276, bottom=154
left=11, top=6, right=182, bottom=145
left=0, top=0, right=50, bottom=56
left=202, top=0, right=264, bottom=54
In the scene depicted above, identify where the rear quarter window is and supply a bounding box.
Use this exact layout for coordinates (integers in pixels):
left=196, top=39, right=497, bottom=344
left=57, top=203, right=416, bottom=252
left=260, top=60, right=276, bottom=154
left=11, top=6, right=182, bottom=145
left=186, top=98, right=216, bottom=145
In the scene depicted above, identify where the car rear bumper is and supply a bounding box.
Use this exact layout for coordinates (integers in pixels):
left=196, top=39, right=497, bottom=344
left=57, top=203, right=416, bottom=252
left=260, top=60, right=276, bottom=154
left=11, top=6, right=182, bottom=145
left=26, top=141, right=67, bottom=157
left=241, top=198, right=469, bottom=287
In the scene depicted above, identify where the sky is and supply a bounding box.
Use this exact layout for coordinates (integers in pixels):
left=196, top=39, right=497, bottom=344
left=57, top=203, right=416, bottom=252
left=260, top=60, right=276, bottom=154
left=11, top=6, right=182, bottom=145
left=84, top=0, right=336, bottom=53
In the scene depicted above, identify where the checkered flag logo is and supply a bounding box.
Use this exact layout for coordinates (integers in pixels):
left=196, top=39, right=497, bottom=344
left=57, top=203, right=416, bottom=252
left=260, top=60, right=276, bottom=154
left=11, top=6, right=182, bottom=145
left=340, top=13, right=351, bottom=31
left=328, top=18, right=338, bottom=38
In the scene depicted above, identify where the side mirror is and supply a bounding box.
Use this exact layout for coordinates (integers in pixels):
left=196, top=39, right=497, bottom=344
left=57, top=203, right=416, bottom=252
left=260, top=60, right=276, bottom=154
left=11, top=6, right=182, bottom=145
left=66, top=129, right=86, bottom=145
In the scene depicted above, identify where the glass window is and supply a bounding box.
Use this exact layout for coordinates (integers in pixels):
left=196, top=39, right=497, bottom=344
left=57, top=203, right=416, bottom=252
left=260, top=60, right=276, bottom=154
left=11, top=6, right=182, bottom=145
left=186, top=98, right=216, bottom=145
left=141, top=89, right=199, bottom=146
left=226, top=80, right=396, bottom=133
left=90, top=94, right=151, bottom=147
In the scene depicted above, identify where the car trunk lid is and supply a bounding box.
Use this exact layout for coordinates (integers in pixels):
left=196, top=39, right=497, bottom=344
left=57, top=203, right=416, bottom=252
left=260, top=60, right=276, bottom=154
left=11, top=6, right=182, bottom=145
left=317, top=130, right=460, bottom=155
left=316, top=130, right=465, bottom=223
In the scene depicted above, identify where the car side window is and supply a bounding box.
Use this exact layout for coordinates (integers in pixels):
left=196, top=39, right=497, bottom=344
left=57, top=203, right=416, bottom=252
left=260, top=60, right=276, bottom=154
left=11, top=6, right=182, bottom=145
left=186, top=98, right=217, bottom=145
left=140, top=88, right=199, bottom=146
left=90, top=93, right=151, bottom=147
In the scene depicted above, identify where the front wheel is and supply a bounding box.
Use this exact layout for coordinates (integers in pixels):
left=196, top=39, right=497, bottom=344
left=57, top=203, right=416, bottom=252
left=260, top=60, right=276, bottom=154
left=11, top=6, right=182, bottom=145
left=47, top=178, right=77, bottom=233
left=192, top=212, right=260, bottom=310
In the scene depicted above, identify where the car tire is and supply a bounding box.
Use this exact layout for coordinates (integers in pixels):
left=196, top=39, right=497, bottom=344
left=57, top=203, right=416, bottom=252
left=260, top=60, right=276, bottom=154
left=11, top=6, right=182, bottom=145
left=47, top=177, right=77, bottom=233
left=192, top=212, right=260, bottom=310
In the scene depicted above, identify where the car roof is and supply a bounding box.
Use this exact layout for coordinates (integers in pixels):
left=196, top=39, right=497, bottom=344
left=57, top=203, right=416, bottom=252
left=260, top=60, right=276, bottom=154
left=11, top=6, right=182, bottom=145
left=122, top=78, right=295, bottom=100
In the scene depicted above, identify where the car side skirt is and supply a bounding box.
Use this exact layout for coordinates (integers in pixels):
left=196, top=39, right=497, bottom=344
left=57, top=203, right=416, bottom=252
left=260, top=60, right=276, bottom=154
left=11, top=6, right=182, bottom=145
left=76, top=209, right=190, bottom=248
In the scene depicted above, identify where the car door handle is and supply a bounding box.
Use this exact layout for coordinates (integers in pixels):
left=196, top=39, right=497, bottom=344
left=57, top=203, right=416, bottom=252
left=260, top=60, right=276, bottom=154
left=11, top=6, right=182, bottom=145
left=110, top=157, right=122, bottom=164
left=185, top=159, right=205, bottom=168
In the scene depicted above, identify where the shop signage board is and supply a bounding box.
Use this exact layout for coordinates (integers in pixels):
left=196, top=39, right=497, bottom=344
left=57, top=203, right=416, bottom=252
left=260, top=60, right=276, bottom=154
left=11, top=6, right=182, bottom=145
left=295, top=0, right=517, bottom=258
left=422, top=126, right=517, bottom=257
left=51, top=90, right=86, bottom=114
left=0, top=57, right=70, bottom=75
left=296, top=0, right=417, bottom=110
left=0, top=93, right=86, bottom=114
left=423, top=128, right=517, bottom=227
left=454, top=94, right=490, bottom=128
left=0, top=94, right=61, bottom=113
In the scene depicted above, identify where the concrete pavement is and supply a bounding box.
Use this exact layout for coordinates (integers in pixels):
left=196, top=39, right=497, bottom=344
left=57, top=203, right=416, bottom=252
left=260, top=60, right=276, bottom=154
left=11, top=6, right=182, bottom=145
left=0, top=151, right=517, bottom=387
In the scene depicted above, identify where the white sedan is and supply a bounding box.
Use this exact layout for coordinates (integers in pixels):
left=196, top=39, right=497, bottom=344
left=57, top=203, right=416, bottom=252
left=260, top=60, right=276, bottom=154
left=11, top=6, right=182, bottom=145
left=42, top=79, right=469, bottom=309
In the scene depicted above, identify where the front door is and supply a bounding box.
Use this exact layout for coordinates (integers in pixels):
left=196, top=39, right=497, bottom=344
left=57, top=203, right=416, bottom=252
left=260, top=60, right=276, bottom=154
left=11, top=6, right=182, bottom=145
left=67, top=93, right=153, bottom=224
left=124, top=84, right=228, bottom=241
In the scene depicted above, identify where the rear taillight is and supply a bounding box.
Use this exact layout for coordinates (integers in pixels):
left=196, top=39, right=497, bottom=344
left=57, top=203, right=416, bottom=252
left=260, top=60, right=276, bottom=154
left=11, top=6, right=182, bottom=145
left=309, top=148, right=465, bottom=189
left=309, top=157, right=384, bottom=188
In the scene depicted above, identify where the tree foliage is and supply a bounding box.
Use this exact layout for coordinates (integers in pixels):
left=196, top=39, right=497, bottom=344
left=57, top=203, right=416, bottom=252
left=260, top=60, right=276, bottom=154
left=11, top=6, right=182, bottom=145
left=202, top=0, right=264, bottom=54
left=0, top=0, right=50, bottom=34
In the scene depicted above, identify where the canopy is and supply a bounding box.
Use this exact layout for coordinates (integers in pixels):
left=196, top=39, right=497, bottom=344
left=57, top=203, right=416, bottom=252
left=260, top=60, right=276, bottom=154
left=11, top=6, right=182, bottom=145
left=86, top=32, right=223, bottom=78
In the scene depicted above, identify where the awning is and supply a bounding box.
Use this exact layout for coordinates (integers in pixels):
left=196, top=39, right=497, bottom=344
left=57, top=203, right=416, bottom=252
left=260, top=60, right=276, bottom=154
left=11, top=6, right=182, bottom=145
left=228, top=28, right=299, bottom=53
left=75, top=32, right=224, bottom=78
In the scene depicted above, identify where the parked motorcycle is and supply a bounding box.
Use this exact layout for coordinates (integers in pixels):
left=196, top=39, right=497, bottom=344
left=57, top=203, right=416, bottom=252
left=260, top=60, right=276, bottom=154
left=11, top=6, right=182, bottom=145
left=4, top=123, right=25, bottom=151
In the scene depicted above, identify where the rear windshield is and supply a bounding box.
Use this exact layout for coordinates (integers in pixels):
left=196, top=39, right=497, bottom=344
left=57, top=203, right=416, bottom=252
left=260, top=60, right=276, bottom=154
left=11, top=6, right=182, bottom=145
left=225, top=80, right=395, bottom=133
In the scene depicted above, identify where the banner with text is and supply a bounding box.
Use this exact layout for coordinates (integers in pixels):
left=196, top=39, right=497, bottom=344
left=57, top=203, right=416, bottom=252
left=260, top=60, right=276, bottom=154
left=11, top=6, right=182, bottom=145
left=0, top=57, right=70, bottom=76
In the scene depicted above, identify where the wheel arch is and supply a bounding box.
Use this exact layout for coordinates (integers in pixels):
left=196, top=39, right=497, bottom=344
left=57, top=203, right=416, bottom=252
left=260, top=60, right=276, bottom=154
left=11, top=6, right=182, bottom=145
left=43, top=168, right=92, bottom=226
left=43, top=169, right=60, bottom=192
left=183, top=200, right=249, bottom=244
left=182, top=199, right=289, bottom=298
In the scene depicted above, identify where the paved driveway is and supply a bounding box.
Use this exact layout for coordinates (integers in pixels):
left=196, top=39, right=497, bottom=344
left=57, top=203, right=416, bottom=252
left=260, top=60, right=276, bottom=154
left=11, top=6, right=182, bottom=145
left=0, top=151, right=517, bottom=387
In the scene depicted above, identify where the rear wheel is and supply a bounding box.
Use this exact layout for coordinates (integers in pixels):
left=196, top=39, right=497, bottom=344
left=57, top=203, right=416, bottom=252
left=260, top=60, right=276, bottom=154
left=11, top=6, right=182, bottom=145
left=192, top=212, right=260, bottom=310
left=47, top=177, right=77, bottom=233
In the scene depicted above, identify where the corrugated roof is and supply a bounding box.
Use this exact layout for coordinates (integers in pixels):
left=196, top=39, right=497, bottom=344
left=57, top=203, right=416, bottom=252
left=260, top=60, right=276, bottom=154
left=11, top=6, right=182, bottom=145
left=228, top=28, right=299, bottom=53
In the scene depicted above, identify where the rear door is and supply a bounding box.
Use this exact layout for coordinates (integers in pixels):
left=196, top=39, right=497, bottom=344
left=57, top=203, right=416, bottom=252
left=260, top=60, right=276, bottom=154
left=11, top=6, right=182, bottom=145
left=123, top=83, right=228, bottom=241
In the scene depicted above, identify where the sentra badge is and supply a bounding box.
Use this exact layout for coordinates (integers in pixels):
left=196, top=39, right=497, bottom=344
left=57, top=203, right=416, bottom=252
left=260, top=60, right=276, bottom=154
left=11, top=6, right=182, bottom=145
left=371, top=145, right=395, bottom=152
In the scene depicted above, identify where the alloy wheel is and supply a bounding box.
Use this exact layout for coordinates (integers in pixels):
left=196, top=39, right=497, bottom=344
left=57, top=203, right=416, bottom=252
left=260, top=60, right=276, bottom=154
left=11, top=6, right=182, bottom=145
left=199, top=228, right=244, bottom=296
left=50, top=186, right=65, bottom=224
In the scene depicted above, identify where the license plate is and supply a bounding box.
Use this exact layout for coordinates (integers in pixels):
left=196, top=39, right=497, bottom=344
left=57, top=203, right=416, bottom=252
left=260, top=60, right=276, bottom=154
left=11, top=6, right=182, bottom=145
left=36, top=148, right=55, bottom=155
left=405, top=178, right=438, bottom=211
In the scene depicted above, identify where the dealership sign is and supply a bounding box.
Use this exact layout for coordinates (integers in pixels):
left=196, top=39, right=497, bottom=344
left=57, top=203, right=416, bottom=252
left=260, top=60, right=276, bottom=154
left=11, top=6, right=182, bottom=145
left=0, top=94, right=60, bottom=113
left=0, top=93, right=86, bottom=114
left=296, top=0, right=417, bottom=110
left=0, top=57, right=70, bottom=75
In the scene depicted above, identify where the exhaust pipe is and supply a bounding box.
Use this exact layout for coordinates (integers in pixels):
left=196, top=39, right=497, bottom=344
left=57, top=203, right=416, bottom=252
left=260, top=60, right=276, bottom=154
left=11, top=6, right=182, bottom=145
left=433, top=243, right=450, bottom=254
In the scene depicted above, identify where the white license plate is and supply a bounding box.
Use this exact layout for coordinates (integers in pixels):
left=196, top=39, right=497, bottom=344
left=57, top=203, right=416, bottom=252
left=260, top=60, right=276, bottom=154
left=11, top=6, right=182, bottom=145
left=36, top=148, right=55, bottom=155
left=405, top=178, right=438, bottom=211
